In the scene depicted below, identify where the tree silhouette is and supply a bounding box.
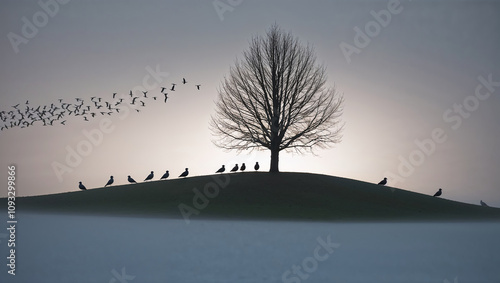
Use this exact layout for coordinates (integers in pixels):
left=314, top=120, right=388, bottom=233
left=210, top=25, right=344, bottom=172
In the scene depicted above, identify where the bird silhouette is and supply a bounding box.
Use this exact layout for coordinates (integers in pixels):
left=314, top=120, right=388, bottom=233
left=179, top=168, right=189, bottom=178
left=142, top=91, right=148, bottom=98
left=195, top=84, right=201, bottom=90
left=480, top=200, right=489, bottom=207
left=433, top=188, right=442, bottom=197
left=254, top=162, right=260, bottom=171
left=128, top=175, right=137, bottom=184
left=182, top=78, right=187, bottom=84
left=216, top=165, right=225, bottom=173
left=161, top=170, right=169, bottom=180
left=78, top=181, right=87, bottom=191
left=240, top=163, right=246, bottom=171
left=160, top=87, right=167, bottom=92
left=231, top=164, right=239, bottom=172
left=144, top=171, right=154, bottom=181
left=378, top=177, right=387, bottom=185
left=105, top=176, right=114, bottom=187
left=171, top=84, right=176, bottom=91
left=163, top=93, right=169, bottom=103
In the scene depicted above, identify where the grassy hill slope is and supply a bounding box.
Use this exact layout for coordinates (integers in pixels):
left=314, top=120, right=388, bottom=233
left=4, top=172, right=500, bottom=221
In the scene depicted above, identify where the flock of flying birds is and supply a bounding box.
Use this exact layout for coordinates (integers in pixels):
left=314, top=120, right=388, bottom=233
left=78, top=162, right=261, bottom=191
left=0, top=78, right=201, bottom=132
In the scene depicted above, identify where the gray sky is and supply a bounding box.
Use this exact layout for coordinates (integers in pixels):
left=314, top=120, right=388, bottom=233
left=1, top=0, right=499, bottom=207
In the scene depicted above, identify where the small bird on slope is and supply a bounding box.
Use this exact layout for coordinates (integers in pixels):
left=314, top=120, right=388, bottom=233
left=161, top=170, right=169, bottom=180
left=105, top=176, right=114, bottom=187
left=378, top=177, right=387, bottom=185
left=480, top=200, right=489, bottom=207
left=128, top=175, right=137, bottom=184
left=216, top=165, right=225, bottom=173
left=179, top=168, right=189, bottom=178
left=144, top=171, right=154, bottom=181
left=240, top=163, right=246, bottom=171
left=254, top=162, right=260, bottom=171
left=433, top=188, right=442, bottom=197
left=78, top=181, right=87, bottom=191
left=231, top=164, right=239, bottom=172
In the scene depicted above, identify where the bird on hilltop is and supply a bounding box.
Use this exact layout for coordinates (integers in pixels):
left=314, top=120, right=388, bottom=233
left=78, top=181, right=87, bottom=191
left=105, top=176, right=114, bottom=187
left=144, top=171, right=154, bottom=181
left=254, top=162, right=260, bottom=171
left=433, top=188, right=442, bottom=197
left=161, top=170, right=169, bottom=180
left=128, top=175, right=137, bottom=184
left=480, top=200, right=489, bottom=207
left=231, top=164, right=239, bottom=172
left=179, top=168, right=189, bottom=178
left=378, top=177, right=387, bottom=186
left=216, top=165, right=225, bottom=173
left=240, top=163, right=246, bottom=171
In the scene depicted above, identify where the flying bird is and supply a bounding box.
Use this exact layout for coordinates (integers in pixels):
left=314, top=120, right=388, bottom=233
left=240, top=163, right=246, bottom=171
left=231, top=164, right=239, bottom=172
left=480, top=200, right=489, bottom=207
left=195, top=84, right=201, bottom=90
left=160, top=87, right=167, bottom=92
left=179, top=168, right=189, bottom=178
left=254, top=162, right=260, bottom=171
left=182, top=78, right=187, bottom=84
left=78, top=181, right=87, bottom=191
left=144, top=171, right=154, bottom=181
left=142, top=91, right=148, bottom=98
left=171, top=83, right=176, bottom=91
left=164, top=93, right=168, bottom=103
left=128, top=175, right=137, bottom=184
left=216, top=165, right=225, bottom=173
left=161, top=170, right=169, bottom=180
left=105, top=176, right=114, bottom=187
left=433, top=188, right=442, bottom=197
left=378, top=178, right=387, bottom=185
left=113, top=93, right=117, bottom=99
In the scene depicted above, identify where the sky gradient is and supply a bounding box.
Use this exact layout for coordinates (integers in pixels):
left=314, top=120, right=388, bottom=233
left=1, top=0, right=499, bottom=207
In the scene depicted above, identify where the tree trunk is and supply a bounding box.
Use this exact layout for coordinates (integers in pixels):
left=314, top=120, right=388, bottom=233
left=270, top=144, right=280, bottom=172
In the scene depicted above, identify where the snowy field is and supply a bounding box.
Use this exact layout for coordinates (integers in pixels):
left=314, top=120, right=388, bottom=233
left=1, top=212, right=499, bottom=283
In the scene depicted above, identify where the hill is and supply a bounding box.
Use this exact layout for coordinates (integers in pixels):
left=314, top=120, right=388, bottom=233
left=3, top=172, right=500, bottom=221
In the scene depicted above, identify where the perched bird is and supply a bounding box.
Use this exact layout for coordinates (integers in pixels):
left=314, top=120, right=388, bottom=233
left=161, top=170, right=169, bottom=180
left=78, top=181, right=87, bottom=191
left=480, top=200, right=489, bottom=207
left=240, top=163, right=246, bottom=171
left=254, top=162, right=260, bottom=171
left=378, top=177, right=387, bottom=185
left=231, top=164, right=239, bottom=172
left=216, top=165, right=225, bottom=173
left=105, top=176, right=114, bottom=187
left=144, top=171, right=154, bottom=181
left=195, top=84, right=201, bottom=90
left=128, top=175, right=137, bottom=184
left=433, top=188, right=442, bottom=197
left=179, top=168, right=189, bottom=178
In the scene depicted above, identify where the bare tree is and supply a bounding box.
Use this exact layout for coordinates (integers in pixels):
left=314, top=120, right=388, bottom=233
left=210, top=25, right=344, bottom=172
